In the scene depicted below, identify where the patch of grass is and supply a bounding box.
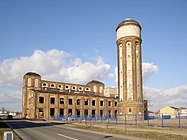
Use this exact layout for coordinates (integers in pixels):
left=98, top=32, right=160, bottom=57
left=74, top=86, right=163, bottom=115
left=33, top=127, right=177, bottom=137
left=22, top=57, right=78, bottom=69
left=70, top=123, right=187, bottom=140
left=0, top=118, right=20, bottom=140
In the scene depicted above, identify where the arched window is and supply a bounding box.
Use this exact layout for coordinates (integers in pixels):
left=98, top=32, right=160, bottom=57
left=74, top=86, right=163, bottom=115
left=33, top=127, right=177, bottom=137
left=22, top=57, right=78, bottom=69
left=58, top=84, right=62, bottom=88
left=78, top=87, right=83, bottom=91
left=72, top=86, right=76, bottom=90
left=50, top=84, right=55, bottom=88
left=85, top=87, right=90, bottom=91
left=99, top=86, right=103, bottom=93
left=42, top=83, right=47, bottom=87
left=34, top=79, right=39, bottom=87
left=28, top=78, right=31, bottom=86
left=65, top=85, right=70, bottom=90
left=93, top=86, right=97, bottom=93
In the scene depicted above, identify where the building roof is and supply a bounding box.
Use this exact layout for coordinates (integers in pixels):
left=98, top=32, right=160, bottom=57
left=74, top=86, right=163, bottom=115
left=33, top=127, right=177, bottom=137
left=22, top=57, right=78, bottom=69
left=32, top=89, right=116, bottom=99
left=169, top=106, right=179, bottom=110
left=87, top=80, right=104, bottom=85
left=24, top=72, right=41, bottom=77
left=116, top=18, right=141, bottom=31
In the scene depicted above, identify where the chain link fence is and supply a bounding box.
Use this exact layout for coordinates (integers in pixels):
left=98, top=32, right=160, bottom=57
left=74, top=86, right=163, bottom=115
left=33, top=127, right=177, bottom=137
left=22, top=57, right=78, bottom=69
left=51, top=113, right=187, bottom=128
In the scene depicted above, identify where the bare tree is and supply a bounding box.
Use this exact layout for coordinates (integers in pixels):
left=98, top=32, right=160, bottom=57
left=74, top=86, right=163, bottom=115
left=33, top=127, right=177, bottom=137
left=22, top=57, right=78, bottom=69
left=143, top=87, right=153, bottom=109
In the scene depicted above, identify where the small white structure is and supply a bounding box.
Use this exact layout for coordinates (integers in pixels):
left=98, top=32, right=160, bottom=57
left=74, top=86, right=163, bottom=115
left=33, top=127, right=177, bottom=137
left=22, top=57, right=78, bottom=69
left=3, top=131, right=13, bottom=140
left=180, top=108, right=187, bottom=118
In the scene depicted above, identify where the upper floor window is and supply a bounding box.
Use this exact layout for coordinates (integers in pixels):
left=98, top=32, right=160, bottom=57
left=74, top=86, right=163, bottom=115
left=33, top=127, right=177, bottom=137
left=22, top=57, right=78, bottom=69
left=100, top=100, right=104, bottom=106
left=78, top=87, right=83, bottom=91
left=34, top=79, right=39, bottom=87
left=42, top=83, right=47, bottom=87
left=68, top=99, right=72, bottom=105
left=85, top=87, right=90, bottom=91
left=59, top=98, right=64, bottom=104
left=28, top=78, right=31, bottom=86
left=39, top=97, right=44, bottom=104
left=50, top=97, right=55, bottom=104
left=72, top=86, right=76, bottom=90
left=77, top=99, right=80, bottom=105
left=92, top=100, right=95, bottom=106
left=50, top=84, right=55, bottom=88
left=65, top=85, right=70, bottom=90
left=99, top=86, right=103, bottom=93
left=115, top=102, right=117, bottom=107
left=108, top=101, right=111, bottom=106
left=84, top=99, right=88, bottom=105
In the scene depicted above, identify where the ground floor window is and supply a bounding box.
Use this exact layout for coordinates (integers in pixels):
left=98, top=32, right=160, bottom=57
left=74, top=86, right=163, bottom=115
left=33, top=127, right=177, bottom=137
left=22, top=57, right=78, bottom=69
left=68, top=109, right=72, bottom=116
left=38, top=108, right=44, bottom=118
left=50, top=108, right=55, bottom=116
left=76, top=109, right=80, bottom=116
left=84, top=109, right=88, bottom=116
left=100, top=110, right=103, bottom=117
left=115, top=110, right=117, bottom=117
left=108, top=110, right=111, bottom=118
left=60, top=109, right=64, bottom=116
left=92, top=110, right=95, bottom=117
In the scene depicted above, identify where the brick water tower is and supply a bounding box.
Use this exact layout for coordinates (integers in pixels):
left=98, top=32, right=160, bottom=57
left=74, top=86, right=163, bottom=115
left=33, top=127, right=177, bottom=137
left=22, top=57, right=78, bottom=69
left=116, top=18, right=144, bottom=118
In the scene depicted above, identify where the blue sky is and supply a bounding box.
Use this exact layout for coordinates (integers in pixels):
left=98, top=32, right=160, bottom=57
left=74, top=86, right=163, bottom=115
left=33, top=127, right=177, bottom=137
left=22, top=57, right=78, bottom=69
left=0, top=0, right=187, bottom=111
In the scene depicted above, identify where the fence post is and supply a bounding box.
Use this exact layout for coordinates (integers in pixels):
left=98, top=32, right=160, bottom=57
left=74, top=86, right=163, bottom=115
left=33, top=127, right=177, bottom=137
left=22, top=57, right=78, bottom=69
left=162, top=113, right=164, bottom=128
left=108, top=114, right=110, bottom=124
left=147, top=115, right=150, bottom=126
left=178, top=112, right=180, bottom=128
left=124, top=114, right=126, bottom=125
left=115, top=114, right=118, bottom=124
left=135, top=114, right=137, bottom=125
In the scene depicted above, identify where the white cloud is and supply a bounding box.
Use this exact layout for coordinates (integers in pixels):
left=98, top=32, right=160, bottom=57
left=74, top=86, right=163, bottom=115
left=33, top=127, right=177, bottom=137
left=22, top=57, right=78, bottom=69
left=0, top=90, right=22, bottom=111
left=142, top=62, right=158, bottom=82
left=144, top=85, right=187, bottom=112
left=115, top=62, right=158, bottom=83
left=0, top=49, right=113, bottom=88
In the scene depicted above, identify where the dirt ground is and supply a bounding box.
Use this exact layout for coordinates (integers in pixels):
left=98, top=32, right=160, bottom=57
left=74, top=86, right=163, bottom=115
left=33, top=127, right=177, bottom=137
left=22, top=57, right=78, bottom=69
left=67, top=122, right=187, bottom=140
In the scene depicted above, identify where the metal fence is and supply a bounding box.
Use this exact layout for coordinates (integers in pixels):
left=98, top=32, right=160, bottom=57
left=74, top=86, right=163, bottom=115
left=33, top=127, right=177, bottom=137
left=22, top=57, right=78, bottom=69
left=51, top=113, right=187, bottom=128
